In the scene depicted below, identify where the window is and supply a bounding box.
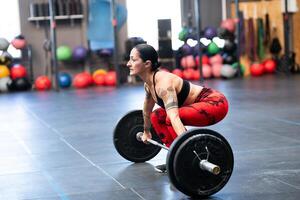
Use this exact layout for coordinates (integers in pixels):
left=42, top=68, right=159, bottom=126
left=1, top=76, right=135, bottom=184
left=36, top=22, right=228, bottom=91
left=0, top=0, right=21, bottom=57
left=126, top=0, right=182, bottom=50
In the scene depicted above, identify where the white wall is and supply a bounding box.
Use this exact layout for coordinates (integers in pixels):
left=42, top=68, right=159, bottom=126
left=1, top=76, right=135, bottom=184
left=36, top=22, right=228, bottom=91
left=0, top=0, right=21, bottom=57
left=126, top=0, right=182, bottom=50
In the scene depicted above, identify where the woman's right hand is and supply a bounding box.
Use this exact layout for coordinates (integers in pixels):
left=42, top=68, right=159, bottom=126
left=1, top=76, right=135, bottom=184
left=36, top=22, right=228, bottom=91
left=141, top=131, right=152, bottom=144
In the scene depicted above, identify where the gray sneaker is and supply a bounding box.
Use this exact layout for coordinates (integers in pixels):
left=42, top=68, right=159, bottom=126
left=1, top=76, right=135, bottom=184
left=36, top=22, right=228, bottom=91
left=154, top=164, right=167, bottom=173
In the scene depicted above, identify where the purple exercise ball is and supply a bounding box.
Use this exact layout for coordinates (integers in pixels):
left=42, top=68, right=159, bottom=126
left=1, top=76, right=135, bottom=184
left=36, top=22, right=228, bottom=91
left=72, top=46, right=88, bottom=61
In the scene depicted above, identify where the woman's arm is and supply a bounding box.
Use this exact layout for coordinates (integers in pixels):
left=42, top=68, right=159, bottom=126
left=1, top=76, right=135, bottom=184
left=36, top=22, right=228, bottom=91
left=158, top=84, right=187, bottom=136
left=143, top=84, right=155, bottom=137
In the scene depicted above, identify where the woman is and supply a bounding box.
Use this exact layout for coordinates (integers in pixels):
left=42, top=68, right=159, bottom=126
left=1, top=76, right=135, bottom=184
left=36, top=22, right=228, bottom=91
left=127, top=44, right=228, bottom=172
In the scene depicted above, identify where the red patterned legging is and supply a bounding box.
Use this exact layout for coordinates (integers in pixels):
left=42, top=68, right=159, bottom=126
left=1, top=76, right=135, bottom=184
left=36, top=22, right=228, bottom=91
left=150, top=88, right=228, bottom=147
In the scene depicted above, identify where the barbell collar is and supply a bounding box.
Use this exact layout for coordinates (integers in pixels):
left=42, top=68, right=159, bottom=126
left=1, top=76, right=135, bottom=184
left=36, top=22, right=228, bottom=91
left=199, top=160, right=221, bottom=175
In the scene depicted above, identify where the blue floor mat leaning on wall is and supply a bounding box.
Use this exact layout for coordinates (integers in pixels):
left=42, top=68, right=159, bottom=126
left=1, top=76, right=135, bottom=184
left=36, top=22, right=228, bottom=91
left=87, top=0, right=127, bottom=51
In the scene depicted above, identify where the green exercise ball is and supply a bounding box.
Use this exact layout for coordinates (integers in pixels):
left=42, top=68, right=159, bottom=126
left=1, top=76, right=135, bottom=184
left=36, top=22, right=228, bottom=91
left=232, top=62, right=245, bottom=75
left=178, top=28, right=188, bottom=41
left=56, top=46, right=72, bottom=61
left=207, top=42, right=220, bottom=55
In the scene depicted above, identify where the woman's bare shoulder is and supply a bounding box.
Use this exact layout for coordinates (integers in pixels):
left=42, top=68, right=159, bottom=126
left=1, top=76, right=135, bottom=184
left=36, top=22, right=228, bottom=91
left=157, top=71, right=178, bottom=84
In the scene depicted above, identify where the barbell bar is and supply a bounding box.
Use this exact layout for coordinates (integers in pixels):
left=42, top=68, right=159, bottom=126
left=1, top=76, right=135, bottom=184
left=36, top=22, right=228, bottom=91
left=136, top=132, right=220, bottom=175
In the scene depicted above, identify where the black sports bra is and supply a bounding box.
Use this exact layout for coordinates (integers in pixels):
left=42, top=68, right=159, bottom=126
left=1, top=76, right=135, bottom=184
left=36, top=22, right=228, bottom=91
left=153, top=70, right=190, bottom=108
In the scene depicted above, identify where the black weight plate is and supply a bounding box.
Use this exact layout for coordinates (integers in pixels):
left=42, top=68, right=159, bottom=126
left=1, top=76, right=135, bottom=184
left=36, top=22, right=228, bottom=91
left=113, top=110, right=162, bottom=163
left=167, top=129, right=234, bottom=198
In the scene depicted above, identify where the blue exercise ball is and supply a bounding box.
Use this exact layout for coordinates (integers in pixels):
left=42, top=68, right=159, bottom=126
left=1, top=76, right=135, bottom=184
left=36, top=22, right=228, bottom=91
left=59, top=73, right=72, bottom=88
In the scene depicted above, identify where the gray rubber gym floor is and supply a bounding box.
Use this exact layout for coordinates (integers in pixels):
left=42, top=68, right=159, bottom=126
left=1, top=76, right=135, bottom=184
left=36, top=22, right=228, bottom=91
left=0, top=74, right=300, bottom=200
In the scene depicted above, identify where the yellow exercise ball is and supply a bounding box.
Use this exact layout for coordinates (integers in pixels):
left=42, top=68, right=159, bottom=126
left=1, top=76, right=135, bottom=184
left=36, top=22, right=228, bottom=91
left=92, top=69, right=107, bottom=79
left=0, top=65, right=10, bottom=78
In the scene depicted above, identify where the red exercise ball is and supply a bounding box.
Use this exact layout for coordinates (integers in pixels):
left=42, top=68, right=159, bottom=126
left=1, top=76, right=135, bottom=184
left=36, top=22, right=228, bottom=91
left=209, top=54, right=223, bottom=65
left=73, top=73, right=90, bottom=88
left=11, top=64, right=27, bottom=79
left=104, top=71, right=117, bottom=86
left=212, top=63, right=222, bottom=78
left=195, top=55, right=209, bottom=66
left=81, top=72, right=93, bottom=85
left=93, top=74, right=106, bottom=86
left=186, top=55, right=195, bottom=68
left=183, top=68, right=194, bottom=80
left=11, top=38, right=27, bottom=49
left=172, top=69, right=183, bottom=78
left=180, top=57, right=188, bottom=68
left=263, top=59, right=276, bottom=73
left=192, top=69, right=200, bottom=80
left=202, top=64, right=212, bottom=78
left=35, top=76, right=51, bottom=91
left=221, top=19, right=236, bottom=33
left=250, top=63, right=264, bottom=76
left=181, top=56, right=195, bottom=68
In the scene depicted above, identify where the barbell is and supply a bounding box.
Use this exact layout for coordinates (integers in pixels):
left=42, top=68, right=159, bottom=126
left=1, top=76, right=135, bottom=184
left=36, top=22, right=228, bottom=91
left=135, top=132, right=221, bottom=175
left=113, top=110, right=234, bottom=198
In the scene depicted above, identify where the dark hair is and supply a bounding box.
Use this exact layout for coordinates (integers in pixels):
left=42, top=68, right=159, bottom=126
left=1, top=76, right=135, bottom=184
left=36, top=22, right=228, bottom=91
left=134, top=44, right=160, bottom=71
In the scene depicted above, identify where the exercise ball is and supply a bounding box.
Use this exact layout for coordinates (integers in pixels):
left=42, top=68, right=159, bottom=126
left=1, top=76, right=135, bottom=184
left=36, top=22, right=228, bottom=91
left=0, top=52, right=13, bottom=66
left=72, top=46, right=88, bottom=61
left=82, top=72, right=93, bottom=85
left=202, top=64, right=212, bottom=78
left=172, top=69, right=183, bottom=78
left=0, top=77, right=12, bottom=92
left=232, top=62, right=245, bottom=75
left=56, top=46, right=72, bottom=61
left=263, top=59, right=276, bottom=73
left=180, top=56, right=188, bottom=68
left=212, top=63, right=222, bottom=78
left=221, top=64, right=237, bottom=79
left=217, top=27, right=235, bottom=41
left=204, top=26, right=217, bottom=39
left=59, top=72, right=72, bottom=88
left=223, top=54, right=237, bottom=65
left=0, top=38, right=9, bottom=51
left=192, top=69, right=200, bottom=80
left=193, top=42, right=208, bottom=55
left=183, top=69, right=194, bottom=80
left=181, top=43, right=193, bottom=56
left=178, top=28, right=188, bottom=41
left=221, top=19, right=236, bottom=33
left=207, top=42, right=220, bottom=55
left=186, top=55, right=195, bottom=68
left=195, top=55, right=209, bottom=66
left=0, top=65, right=10, bottom=78
left=98, top=48, right=113, bottom=57
left=209, top=54, right=223, bottom=65
left=73, top=73, right=90, bottom=88
left=104, top=71, right=117, bottom=86
left=250, top=63, right=264, bottom=76
left=93, top=69, right=107, bottom=78
left=35, top=76, right=52, bottom=91
left=10, top=64, right=27, bottom=79
left=11, top=35, right=27, bottom=49
left=9, top=77, right=32, bottom=91
left=223, top=40, right=237, bottom=53
left=93, top=74, right=106, bottom=86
